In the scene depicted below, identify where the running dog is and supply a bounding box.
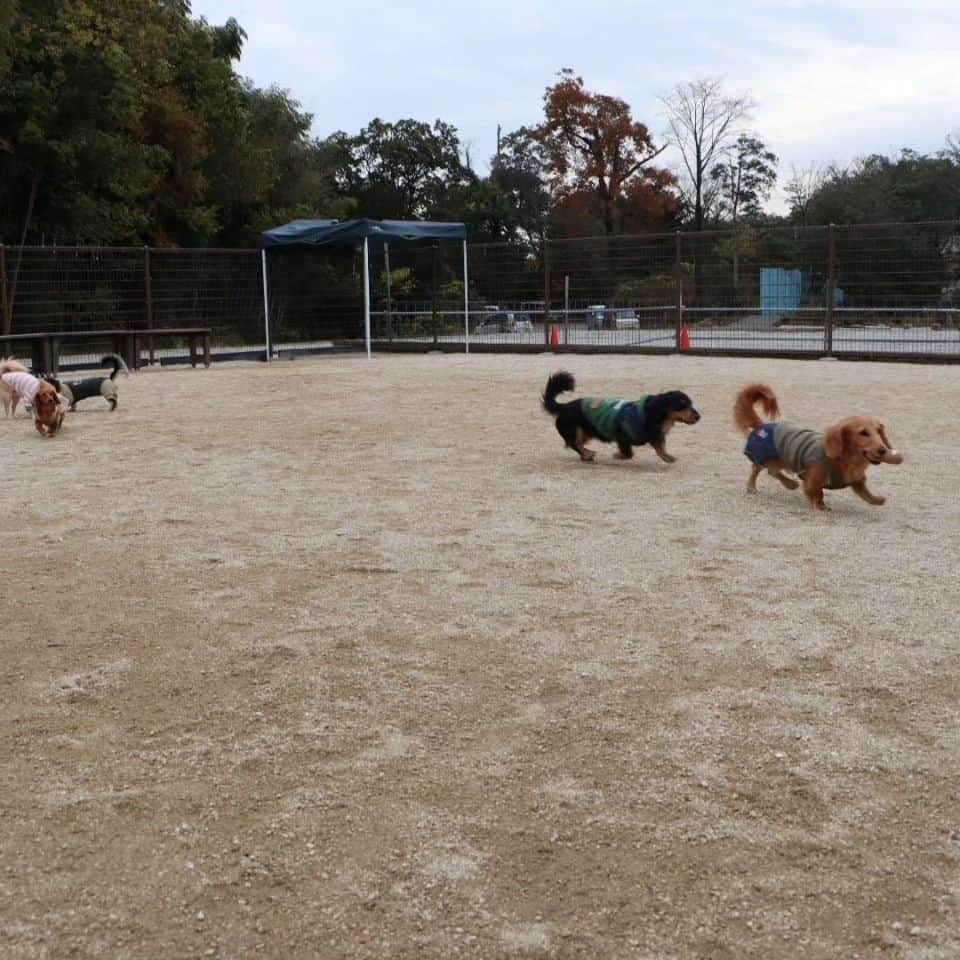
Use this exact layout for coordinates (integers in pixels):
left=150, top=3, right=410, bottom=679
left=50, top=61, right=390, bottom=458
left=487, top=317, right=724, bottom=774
left=41, top=354, right=130, bottom=411
left=1, top=359, right=70, bottom=437
left=734, top=382, right=902, bottom=511
left=542, top=371, right=700, bottom=463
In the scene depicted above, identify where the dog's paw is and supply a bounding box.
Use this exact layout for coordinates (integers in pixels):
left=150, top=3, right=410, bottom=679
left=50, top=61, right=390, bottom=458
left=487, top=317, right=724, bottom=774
left=872, top=495, right=887, bottom=506
left=660, top=454, right=677, bottom=464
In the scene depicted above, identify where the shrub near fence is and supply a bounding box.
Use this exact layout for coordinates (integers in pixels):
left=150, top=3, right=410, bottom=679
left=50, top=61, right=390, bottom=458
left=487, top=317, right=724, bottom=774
left=2, top=219, right=959, bottom=365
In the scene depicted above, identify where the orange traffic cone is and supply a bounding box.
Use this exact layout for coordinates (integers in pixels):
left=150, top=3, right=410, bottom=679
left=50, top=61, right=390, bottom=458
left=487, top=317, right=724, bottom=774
left=549, top=324, right=560, bottom=347
left=679, top=321, right=691, bottom=351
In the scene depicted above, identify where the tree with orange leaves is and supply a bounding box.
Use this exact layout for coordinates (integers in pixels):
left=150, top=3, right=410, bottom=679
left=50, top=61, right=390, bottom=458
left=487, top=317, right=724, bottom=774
left=532, top=69, right=677, bottom=236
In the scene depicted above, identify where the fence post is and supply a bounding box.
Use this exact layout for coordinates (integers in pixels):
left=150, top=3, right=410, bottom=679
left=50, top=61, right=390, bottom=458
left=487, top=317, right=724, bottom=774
left=144, top=246, right=155, bottom=364
left=0, top=244, right=9, bottom=335
left=674, top=230, right=684, bottom=351
left=824, top=224, right=836, bottom=357
left=384, top=242, right=392, bottom=342
left=462, top=239, right=470, bottom=355
left=543, top=239, right=551, bottom=348
left=563, top=274, right=570, bottom=345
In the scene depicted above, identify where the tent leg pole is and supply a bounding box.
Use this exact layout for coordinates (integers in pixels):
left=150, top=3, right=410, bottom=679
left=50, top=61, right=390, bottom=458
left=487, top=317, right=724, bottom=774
left=363, top=237, right=371, bottom=359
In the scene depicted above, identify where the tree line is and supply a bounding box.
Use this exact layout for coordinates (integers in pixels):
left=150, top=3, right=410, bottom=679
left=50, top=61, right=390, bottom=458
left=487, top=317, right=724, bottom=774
left=1, top=2, right=959, bottom=249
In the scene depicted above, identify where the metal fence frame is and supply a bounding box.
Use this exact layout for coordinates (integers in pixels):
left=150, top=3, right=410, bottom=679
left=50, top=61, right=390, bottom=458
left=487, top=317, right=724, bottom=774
left=2, top=219, right=959, bottom=368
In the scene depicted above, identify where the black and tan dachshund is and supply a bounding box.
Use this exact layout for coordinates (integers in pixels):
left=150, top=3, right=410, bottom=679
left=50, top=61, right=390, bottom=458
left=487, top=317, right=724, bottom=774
left=40, top=354, right=130, bottom=411
left=542, top=371, right=700, bottom=463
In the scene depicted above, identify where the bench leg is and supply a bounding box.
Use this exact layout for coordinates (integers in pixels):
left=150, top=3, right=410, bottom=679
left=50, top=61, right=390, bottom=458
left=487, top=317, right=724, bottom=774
left=203, top=336, right=211, bottom=367
left=31, top=340, right=46, bottom=373
left=189, top=337, right=197, bottom=368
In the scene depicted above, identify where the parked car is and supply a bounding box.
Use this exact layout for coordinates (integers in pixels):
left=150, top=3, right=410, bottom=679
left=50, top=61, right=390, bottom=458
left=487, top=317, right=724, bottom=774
left=473, top=310, right=533, bottom=334
left=585, top=305, right=638, bottom=330
left=585, top=304, right=606, bottom=330
left=608, top=308, right=639, bottom=328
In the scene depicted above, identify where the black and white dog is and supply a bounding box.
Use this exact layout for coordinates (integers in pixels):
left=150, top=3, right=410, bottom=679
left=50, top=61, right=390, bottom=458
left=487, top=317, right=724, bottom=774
left=41, top=354, right=130, bottom=411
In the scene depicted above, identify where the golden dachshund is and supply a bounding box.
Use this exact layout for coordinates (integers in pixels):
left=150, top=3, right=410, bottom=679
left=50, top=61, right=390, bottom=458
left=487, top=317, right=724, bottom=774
left=734, top=383, right=902, bottom=511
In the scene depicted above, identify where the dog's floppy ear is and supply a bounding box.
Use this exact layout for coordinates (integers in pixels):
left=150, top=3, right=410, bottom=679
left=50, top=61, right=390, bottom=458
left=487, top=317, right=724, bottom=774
left=822, top=421, right=847, bottom=459
left=879, top=423, right=892, bottom=450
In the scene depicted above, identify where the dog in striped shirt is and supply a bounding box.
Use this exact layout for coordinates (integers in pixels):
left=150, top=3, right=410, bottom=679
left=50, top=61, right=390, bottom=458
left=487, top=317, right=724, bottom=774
left=1, top=359, right=70, bottom=437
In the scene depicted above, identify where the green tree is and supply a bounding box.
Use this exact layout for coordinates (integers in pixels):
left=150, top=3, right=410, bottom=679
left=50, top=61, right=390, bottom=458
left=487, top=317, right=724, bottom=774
left=800, top=149, right=960, bottom=225
left=0, top=0, right=259, bottom=246
left=464, top=128, right=551, bottom=246
left=427, top=129, right=553, bottom=247
left=136, top=2, right=248, bottom=244
left=0, top=0, right=338, bottom=250
left=0, top=0, right=162, bottom=246
left=325, top=118, right=469, bottom=220
left=208, top=84, right=348, bottom=245
left=709, top=134, right=778, bottom=224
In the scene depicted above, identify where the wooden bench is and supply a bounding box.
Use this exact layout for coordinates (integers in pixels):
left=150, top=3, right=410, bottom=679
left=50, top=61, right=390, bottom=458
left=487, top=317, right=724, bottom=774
left=0, top=327, right=211, bottom=374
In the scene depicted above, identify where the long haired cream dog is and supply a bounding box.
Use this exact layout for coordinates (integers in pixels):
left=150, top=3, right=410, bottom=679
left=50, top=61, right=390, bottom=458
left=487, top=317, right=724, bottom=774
left=1, top=360, right=70, bottom=437
left=734, top=382, right=902, bottom=511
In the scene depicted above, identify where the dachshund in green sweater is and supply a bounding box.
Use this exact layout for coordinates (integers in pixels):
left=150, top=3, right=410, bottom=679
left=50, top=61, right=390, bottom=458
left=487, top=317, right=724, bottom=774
left=542, top=371, right=700, bottom=463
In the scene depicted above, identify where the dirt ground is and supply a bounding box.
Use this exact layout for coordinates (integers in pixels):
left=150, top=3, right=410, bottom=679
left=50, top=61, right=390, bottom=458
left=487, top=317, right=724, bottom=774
left=2, top=352, right=959, bottom=960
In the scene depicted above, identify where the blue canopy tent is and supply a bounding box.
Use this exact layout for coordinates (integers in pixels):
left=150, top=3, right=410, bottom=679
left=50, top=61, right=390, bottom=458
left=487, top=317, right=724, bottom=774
left=260, top=218, right=470, bottom=358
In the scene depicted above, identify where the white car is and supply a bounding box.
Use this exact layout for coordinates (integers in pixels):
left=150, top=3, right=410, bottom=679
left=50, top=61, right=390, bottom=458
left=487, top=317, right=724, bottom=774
left=585, top=306, right=638, bottom=330
left=474, top=310, right=534, bottom=334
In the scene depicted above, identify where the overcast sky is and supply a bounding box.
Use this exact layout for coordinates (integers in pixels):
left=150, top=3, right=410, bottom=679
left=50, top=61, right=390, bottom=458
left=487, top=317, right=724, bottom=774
left=190, top=0, right=960, bottom=211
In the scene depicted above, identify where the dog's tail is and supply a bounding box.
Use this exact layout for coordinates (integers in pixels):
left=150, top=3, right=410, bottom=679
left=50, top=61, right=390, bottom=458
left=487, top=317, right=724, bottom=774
left=101, top=354, right=131, bottom=380
left=1, top=357, right=27, bottom=375
left=734, top=382, right=780, bottom=435
left=542, top=371, right=576, bottom=415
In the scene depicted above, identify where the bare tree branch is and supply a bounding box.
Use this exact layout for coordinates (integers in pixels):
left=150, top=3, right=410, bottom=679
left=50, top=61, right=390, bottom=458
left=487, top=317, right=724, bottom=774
left=784, top=163, right=826, bottom=226
left=660, top=77, right=754, bottom=230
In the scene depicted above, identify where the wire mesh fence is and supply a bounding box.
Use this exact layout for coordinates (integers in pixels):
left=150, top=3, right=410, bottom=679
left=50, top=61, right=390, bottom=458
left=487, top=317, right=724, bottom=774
left=363, top=222, right=960, bottom=357
left=0, top=245, right=265, bottom=369
left=151, top=249, right=264, bottom=346
left=2, top=220, right=959, bottom=368
left=366, top=239, right=468, bottom=345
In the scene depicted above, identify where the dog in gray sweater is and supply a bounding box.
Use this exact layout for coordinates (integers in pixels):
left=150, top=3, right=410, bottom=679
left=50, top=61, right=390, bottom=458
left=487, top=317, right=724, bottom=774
left=41, top=354, right=130, bottom=411
left=734, top=382, right=902, bottom=511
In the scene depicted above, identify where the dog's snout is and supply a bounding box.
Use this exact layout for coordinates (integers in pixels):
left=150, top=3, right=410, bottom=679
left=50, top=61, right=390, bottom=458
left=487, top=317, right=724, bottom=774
left=877, top=446, right=888, bottom=455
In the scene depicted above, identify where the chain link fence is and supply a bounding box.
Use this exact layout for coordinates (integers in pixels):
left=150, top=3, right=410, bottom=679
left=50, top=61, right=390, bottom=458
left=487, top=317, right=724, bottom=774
left=2, top=220, right=959, bottom=369
left=0, top=245, right=266, bottom=368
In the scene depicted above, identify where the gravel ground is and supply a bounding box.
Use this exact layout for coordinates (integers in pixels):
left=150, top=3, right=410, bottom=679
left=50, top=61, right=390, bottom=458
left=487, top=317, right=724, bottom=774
left=2, top=352, right=959, bottom=960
